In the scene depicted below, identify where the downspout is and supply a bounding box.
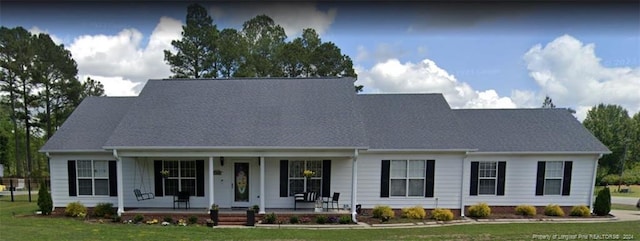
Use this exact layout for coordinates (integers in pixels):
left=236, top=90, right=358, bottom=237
left=460, top=152, right=468, bottom=217
left=113, top=149, right=124, bottom=216
left=351, top=149, right=359, bottom=223
left=588, top=154, right=603, bottom=212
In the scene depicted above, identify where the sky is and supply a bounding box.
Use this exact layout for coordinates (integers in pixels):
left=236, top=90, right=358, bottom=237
left=1, top=1, right=639, bottom=121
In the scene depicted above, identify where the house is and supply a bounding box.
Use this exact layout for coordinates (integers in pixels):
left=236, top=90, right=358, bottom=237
left=40, top=77, right=609, bottom=221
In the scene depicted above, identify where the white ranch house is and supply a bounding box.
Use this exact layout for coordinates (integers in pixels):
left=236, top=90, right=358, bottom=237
left=40, top=78, right=609, bottom=221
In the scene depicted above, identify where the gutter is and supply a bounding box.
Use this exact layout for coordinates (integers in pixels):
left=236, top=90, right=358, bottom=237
left=588, top=154, right=603, bottom=212
left=460, top=152, right=469, bottom=217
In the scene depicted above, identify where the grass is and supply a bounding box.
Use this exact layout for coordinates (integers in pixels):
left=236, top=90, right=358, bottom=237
left=612, top=203, right=639, bottom=211
left=1, top=195, right=639, bottom=241
left=594, top=185, right=640, bottom=197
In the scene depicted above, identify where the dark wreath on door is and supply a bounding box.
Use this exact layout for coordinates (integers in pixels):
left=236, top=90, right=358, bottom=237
left=234, top=163, right=249, bottom=202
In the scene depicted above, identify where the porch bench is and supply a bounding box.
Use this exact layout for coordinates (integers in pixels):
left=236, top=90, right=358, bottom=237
left=294, top=191, right=318, bottom=210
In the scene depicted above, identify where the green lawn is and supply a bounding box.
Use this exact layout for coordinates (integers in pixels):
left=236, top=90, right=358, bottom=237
left=612, top=203, right=640, bottom=211
left=595, top=185, right=640, bottom=197
left=1, top=195, right=639, bottom=241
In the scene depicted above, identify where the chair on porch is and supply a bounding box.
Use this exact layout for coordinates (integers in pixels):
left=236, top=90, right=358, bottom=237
left=133, top=189, right=155, bottom=201
left=173, top=191, right=190, bottom=209
left=322, top=192, right=340, bottom=211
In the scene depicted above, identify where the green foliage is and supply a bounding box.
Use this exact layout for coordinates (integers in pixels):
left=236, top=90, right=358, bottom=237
left=289, top=215, right=299, bottom=224
left=401, top=205, right=426, bottom=219
left=431, top=208, right=454, bottom=221
left=163, top=216, right=173, bottom=223
left=133, top=214, right=144, bottom=223
left=570, top=205, right=591, bottom=217
left=372, top=205, right=395, bottom=220
left=467, top=203, right=491, bottom=218
left=583, top=104, right=633, bottom=175
left=339, top=215, right=352, bottom=224
left=188, top=215, right=198, bottom=224
left=514, top=205, right=536, bottom=216
left=36, top=180, right=52, bottom=215
left=92, top=203, right=114, bottom=218
left=314, top=215, right=327, bottom=224
left=262, top=212, right=277, bottom=224
left=64, top=202, right=87, bottom=218
left=594, top=187, right=611, bottom=216
left=544, top=204, right=565, bottom=216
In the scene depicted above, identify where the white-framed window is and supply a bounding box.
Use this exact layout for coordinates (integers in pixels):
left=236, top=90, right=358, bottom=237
left=390, top=160, right=426, bottom=197
left=478, top=161, right=497, bottom=195
left=77, top=160, right=109, bottom=196
left=544, top=161, right=563, bottom=195
left=163, top=160, right=196, bottom=196
left=289, top=160, right=322, bottom=196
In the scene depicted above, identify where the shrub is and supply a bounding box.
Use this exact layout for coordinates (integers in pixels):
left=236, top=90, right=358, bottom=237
left=401, top=205, right=426, bottom=219
left=289, top=215, right=299, bottom=224
left=163, top=216, right=173, bottom=223
left=65, top=201, right=87, bottom=218
left=37, top=180, right=53, bottom=215
left=263, top=213, right=277, bottom=224
left=328, top=216, right=339, bottom=223
left=593, top=187, right=611, bottom=216
left=133, top=214, right=144, bottom=223
left=431, top=208, right=454, bottom=221
left=372, top=205, right=395, bottom=219
left=544, top=204, right=565, bottom=216
left=93, top=203, right=115, bottom=218
left=315, top=215, right=328, bottom=224
left=339, top=215, right=351, bottom=224
left=112, top=216, right=122, bottom=223
left=570, top=205, right=591, bottom=217
left=467, top=203, right=491, bottom=218
left=188, top=215, right=198, bottom=224
left=515, top=205, right=536, bottom=216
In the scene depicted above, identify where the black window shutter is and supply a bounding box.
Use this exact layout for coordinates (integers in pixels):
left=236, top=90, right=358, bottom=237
left=108, top=161, right=117, bottom=197
left=280, top=160, right=288, bottom=197
left=322, top=160, right=331, bottom=198
left=470, top=162, right=479, bottom=196
left=425, top=160, right=435, bottom=197
left=497, top=161, right=506, bottom=196
left=196, top=160, right=204, bottom=197
left=154, top=160, right=163, bottom=197
left=562, top=161, right=573, bottom=196
left=535, top=161, right=546, bottom=196
left=68, top=160, right=77, bottom=196
left=380, top=160, right=390, bottom=198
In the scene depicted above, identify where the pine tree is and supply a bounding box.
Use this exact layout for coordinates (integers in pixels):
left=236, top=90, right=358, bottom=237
left=37, top=180, right=53, bottom=215
left=593, top=187, right=611, bottom=216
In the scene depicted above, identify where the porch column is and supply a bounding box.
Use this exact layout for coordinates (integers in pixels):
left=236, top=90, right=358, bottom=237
left=116, top=155, right=124, bottom=216
left=208, top=156, right=215, bottom=210
left=351, top=149, right=358, bottom=223
left=259, top=156, right=266, bottom=214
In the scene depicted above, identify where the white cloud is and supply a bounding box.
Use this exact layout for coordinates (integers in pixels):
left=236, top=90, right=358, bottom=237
left=28, top=26, right=63, bottom=44
left=355, top=58, right=516, bottom=109
left=209, top=3, right=337, bottom=37
left=68, top=16, right=183, bottom=96
left=524, top=34, right=640, bottom=121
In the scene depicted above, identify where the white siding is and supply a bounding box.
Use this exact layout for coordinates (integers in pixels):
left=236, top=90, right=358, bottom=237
left=356, top=153, right=465, bottom=209
left=49, top=153, right=118, bottom=207
left=463, top=154, right=599, bottom=207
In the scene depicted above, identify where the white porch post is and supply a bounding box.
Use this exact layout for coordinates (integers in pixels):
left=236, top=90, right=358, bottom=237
left=259, top=156, right=266, bottom=214
left=115, top=150, right=124, bottom=216
left=208, top=156, right=215, bottom=210
left=351, top=149, right=358, bottom=223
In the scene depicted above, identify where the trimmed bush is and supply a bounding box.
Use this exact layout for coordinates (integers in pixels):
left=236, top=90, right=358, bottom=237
left=315, top=215, right=328, bottom=224
left=263, top=213, right=277, bottom=224
left=37, top=180, right=53, bottom=215
left=515, top=205, right=536, bottom=216
left=544, top=204, right=565, bottom=216
left=188, top=215, right=198, bottom=224
left=570, top=205, right=591, bottom=217
left=163, top=216, right=173, bottom=223
left=372, top=205, right=395, bottom=220
left=93, top=203, right=115, bottom=218
left=467, top=203, right=491, bottom=218
left=328, top=216, right=339, bottom=223
left=65, top=201, right=87, bottom=218
left=133, top=214, right=144, bottom=223
left=289, top=215, right=299, bottom=224
left=339, top=215, right=351, bottom=224
left=401, top=205, right=426, bottom=219
left=431, top=208, right=454, bottom=221
left=593, top=187, right=611, bottom=216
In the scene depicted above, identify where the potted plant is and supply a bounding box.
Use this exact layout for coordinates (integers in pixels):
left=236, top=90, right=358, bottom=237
left=209, top=204, right=219, bottom=226
left=252, top=204, right=260, bottom=213
left=246, top=207, right=255, bottom=226
left=160, top=169, right=169, bottom=178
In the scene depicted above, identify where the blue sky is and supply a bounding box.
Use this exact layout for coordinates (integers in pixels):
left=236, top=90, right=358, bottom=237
left=1, top=1, right=639, bottom=120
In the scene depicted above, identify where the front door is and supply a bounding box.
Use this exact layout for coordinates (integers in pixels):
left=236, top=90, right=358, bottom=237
left=232, top=161, right=250, bottom=207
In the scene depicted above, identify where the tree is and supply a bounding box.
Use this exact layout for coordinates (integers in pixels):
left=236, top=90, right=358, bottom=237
left=593, top=187, right=611, bottom=216
left=583, top=104, right=632, bottom=175
left=164, top=3, right=218, bottom=78
left=238, top=15, right=287, bottom=77
left=216, top=29, right=247, bottom=78
left=81, top=77, right=105, bottom=98
left=542, top=96, right=555, bottom=108
left=37, top=179, right=53, bottom=215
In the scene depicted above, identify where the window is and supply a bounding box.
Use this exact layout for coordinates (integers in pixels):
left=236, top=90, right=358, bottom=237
left=478, top=162, right=497, bottom=195
left=163, top=160, right=196, bottom=196
left=77, top=160, right=109, bottom=196
left=390, top=160, right=426, bottom=197
left=289, top=160, right=322, bottom=196
left=544, top=161, right=563, bottom=195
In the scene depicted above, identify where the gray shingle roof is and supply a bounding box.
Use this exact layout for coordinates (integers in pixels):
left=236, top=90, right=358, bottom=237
left=454, top=108, right=610, bottom=153
left=103, top=78, right=368, bottom=148
left=40, top=97, right=135, bottom=152
left=357, top=94, right=473, bottom=150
